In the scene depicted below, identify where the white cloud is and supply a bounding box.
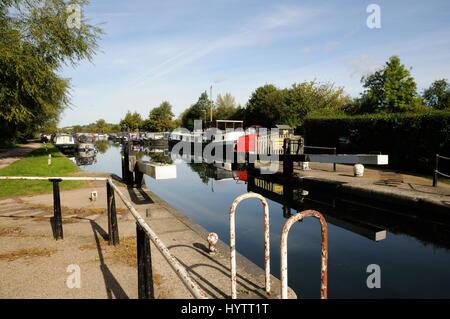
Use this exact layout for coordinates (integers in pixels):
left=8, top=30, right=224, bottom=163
left=348, top=55, right=380, bottom=78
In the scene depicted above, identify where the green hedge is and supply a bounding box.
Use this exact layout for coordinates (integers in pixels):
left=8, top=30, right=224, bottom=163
left=303, top=111, right=450, bottom=173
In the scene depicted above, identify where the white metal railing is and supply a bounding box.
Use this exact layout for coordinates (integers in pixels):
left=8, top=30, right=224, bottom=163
left=280, top=210, right=328, bottom=299
left=229, top=193, right=271, bottom=299
left=256, top=134, right=284, bottom=155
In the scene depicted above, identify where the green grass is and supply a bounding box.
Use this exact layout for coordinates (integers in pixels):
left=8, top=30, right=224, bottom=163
left=0, top=145, right=87, bottom=198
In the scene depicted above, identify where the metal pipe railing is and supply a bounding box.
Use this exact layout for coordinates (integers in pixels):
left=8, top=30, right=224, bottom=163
left=280, top=210, right=328, bottom=299
left=0, top=176, right=108, bottom=181
left=0, top=175, right=208, bottom=299
left=106, top=179, right=208, bottom=299
left=433, top=154, right=450, bottom=187
left=229, top=193, right=270, bottom=299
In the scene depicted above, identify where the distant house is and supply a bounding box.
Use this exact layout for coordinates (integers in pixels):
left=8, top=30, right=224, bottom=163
left=275, top=125, right=293, bottom=137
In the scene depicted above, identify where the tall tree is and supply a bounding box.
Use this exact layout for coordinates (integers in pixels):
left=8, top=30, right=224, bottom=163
left=120, top=111, right=143, bottom=131
left=143, top=101, right=175, bottom=132
left=181, top=92, right=210, bottom=130
left=423, top=79, right=450, bottom=110
left=94, top=119, right=110, bottom=133
left=245, top=84, right=286, bottom=127
left=360, top=56, right=419, bottom=113
left=0, top=0, right=101, bottom=142
left=285, top=81, right=350, bottom=126
left=214, top=93, right=238, bottom=120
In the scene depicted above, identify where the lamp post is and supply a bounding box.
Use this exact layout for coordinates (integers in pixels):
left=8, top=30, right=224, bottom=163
left=210, top=85, right=213, bottom=123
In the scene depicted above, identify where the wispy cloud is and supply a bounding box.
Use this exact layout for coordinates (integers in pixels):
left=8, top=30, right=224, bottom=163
left=137, top=5, right=325, bottom=83
left=348, top=55, right=380, bottom=78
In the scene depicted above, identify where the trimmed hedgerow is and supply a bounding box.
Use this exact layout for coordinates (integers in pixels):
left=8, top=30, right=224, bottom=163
left=303, top=110, right=450, bottom=173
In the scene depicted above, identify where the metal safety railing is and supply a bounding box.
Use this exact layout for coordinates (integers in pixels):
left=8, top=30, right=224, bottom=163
left=228, top=193, right=329, bottom=299
left=229, top=193, right=271, bottom=299
left=433, top=154, right=450, bottom=187
left=0, top=175, right=208, bottom=299
left=280, top=210, right=328, bottom=299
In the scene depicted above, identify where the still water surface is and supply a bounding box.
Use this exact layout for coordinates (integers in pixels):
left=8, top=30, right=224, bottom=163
left=74, top=142, right=450, bottom=298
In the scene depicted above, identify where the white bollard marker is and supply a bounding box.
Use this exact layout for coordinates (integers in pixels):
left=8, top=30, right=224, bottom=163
left=354, top=164, right=365, bottom=177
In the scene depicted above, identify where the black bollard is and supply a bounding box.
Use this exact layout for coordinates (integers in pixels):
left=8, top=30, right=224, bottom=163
left=106, top=182, right=120, bottom=246
left=136, top=223, right=154, bottom=299
left=50, top=179, right=63, bottom=240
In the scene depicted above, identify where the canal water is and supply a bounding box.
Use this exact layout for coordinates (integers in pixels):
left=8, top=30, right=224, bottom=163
left=74, top=142, right=450, bottom=298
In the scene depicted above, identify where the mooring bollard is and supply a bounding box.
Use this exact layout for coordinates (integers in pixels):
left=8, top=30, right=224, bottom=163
left=106, top=181, right=120, bottom=246
left=207, top=232, right=219, bottom=255
left=50, top=178, right=63, bottom=240
left=136, top=223, right=154, bottom=299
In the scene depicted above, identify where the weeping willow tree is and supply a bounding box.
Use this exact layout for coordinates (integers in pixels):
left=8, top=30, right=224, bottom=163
left=0, top=0, right=101, bottom=144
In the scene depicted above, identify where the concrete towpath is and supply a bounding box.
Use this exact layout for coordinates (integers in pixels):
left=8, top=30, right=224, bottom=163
left=0, top=143, right=42, bottom=169
left=292, top=162, right=450, bottom=211
left=0, top=180, right=295, bottom=299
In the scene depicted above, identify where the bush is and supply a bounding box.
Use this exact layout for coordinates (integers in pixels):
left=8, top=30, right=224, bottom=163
left=303, top=110, right=450, bottom=173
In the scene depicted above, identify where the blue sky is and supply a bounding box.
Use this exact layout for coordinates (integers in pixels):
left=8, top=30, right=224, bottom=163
left=60, top=0, right=450, bottom=126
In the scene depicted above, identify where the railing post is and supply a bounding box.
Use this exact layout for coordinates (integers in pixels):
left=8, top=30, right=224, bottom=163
left=333, top=147, right=337, bottom=172
left=107, top=181, right=120, bottom=246
left=229, top=193, right=270, bottom=299
left=136, top=223, right=154, bottom=299
left=123, top=141, right=134, bottom=186
left=49, top=178, right=63, bottom=240
left=280, top=210, right=328, bottom=299
left=433, top=154, right=439, bottom=187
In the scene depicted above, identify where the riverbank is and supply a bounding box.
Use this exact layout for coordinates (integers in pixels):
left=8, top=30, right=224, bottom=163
left=0, top=144, right=89, bottom=198
left=0, top=178, right=295, bottom=299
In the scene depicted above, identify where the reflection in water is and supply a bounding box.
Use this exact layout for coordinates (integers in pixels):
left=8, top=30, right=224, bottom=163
left=76, top=142, right=450, bottom=298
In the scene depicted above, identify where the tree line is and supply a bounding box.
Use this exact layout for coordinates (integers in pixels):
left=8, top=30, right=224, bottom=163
left=117, top=55, right=450, bottom=132
left=0, top=0, right=101, bottom=146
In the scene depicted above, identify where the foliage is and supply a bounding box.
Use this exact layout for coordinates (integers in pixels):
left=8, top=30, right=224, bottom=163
left=0, top=0, right=101, bottom=143
left=303, top=110, right=450, bottom=172
left=214, top=93, right=238, bottom=120
left=120, top=111, right=143, bottom=132
left=423, top=79, right=450, bottom=110
left=360, top=56, right=420, bottom=113
left=93, top=119, right=110, bottom=133
left=245, top=84, right=285, bottom=127
left=245, top=82, right=350, bottom=127
left=65, top=120, right=119, bottom=134
left=143, top=101, right=175, bottom=132
left=181, top=92, right=211, bottom=130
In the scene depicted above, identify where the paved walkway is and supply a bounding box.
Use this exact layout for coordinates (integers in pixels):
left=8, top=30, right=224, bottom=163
left=0, top=181, right=294, bottom=299
left=0, top=143, right=42, bottom=169
left=293, top=163, right=450, bottom=208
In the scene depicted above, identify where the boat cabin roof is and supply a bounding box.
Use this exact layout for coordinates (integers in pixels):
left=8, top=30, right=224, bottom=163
left=215, top=120, right=244, bottom=130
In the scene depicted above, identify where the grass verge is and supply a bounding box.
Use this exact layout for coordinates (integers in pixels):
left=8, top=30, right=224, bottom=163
left=0, top=144, right=88, bottom=198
